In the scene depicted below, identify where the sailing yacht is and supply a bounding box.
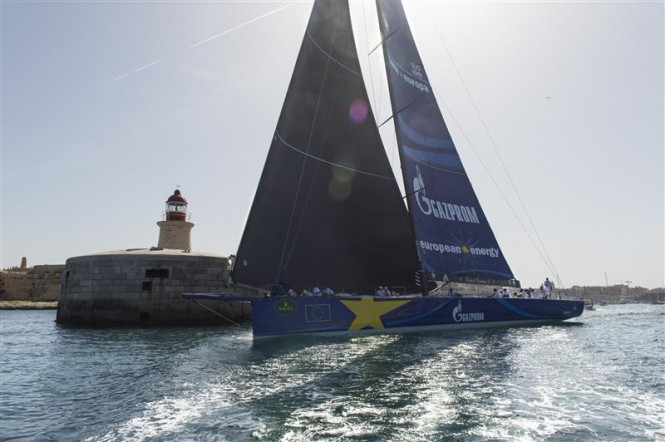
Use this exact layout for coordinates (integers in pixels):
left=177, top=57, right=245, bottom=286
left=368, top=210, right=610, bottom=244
left=184, top=0, right=584, bottom=338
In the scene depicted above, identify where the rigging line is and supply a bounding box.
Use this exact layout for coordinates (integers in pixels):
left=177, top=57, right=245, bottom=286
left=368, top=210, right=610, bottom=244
left=423, top=2, right=563, bottom=286
left=275, top=5, right=344, bottom=284
left=375, top=50, right=386, bottom=127
left=377, top=114, right=393, bottom=128
left=390, top=130, right=400, bottom=190
left=281, top=94, right=339, bottom=271
left=362, top=1, right=379, bottom=115
left=191, top=300, right=239, bottom=325
left=401, top=184, right=427, bottom=201
left=275, top=132, right=395, bottom=180
left=362, top=2, right=387, bottom=132
left=432, top=90, right=558, bottom=279
left=377, top=100, right=417, bottom=128
left=409, top=4, right=556, bottom=280
left=369, top=27, right=400, bottom=56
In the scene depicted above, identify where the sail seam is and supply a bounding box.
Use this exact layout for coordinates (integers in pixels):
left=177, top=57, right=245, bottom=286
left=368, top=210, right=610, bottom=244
left=275, top=131, right=396, bottom=181
left=307, top=30, right=360, bottom=76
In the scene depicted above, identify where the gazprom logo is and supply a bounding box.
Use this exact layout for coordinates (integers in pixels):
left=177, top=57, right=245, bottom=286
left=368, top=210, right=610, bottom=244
left=452, top=300, right=484, bottom=323
left=413, top=166, right=480, bottom=224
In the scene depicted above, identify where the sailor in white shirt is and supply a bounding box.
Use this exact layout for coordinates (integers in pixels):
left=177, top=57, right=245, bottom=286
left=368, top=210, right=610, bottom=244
left=544, top=278, right=554, bottom=298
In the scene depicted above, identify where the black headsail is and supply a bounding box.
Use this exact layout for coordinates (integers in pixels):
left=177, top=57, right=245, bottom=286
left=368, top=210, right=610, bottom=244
left=234, top=0, right=419, bottom=293
left=376, top=0, right=518, bottom=287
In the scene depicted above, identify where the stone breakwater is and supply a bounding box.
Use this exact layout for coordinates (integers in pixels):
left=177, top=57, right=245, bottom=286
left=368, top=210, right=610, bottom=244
left=57, top=249, right=251, bottom=325
left=0, top=301, right=58, bottom=310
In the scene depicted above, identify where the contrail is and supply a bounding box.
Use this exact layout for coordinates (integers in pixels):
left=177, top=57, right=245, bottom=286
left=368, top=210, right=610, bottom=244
left=104, top=4, right=292, bottom=86
left=106, top=58, right=166, bottom=85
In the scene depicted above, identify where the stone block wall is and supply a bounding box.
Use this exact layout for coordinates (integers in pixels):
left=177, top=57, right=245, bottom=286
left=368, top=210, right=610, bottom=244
left=57, top=253, right=250, bottom=325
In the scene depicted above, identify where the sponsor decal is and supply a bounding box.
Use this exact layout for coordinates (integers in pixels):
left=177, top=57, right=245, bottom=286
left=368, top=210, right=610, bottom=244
left=274, top=299, right=297, bottom=315
left=412, top=166, right=499, bottom=260
left=412, top=166, right=480, bottom=224
left=305, top=304, right=331, bottom=323
left=389, top=56, right=430, bottom=93
left=410, top=62, right=424, bottom=80
left=419, top=240, right=500, bottom=258
left=452, top=300, right=485, bottom=323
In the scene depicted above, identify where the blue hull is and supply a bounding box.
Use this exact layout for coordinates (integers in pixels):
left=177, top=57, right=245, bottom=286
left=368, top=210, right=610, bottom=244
left=183, top=294, right=584, bottom=339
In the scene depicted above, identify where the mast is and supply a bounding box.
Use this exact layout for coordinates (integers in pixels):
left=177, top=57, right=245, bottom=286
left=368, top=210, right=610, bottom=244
left=376, top=0, right=518, bottom=287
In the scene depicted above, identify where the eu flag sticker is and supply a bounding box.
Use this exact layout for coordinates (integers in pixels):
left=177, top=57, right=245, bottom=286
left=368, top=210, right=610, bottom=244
left=305, top=304, right=331, bottom=323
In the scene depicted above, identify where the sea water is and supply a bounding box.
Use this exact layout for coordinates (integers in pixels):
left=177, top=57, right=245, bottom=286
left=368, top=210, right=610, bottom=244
left=1, top=304, right=663, bottom=441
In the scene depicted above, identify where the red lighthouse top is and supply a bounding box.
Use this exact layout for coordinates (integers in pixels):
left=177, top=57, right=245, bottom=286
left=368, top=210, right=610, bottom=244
left=165, top=189, right=188, bottom=221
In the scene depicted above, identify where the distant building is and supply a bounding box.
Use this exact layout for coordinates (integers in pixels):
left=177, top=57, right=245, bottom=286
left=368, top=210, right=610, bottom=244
left=56, top=189, right=249, bottom=325
left=0, top=264, right=64, bottom=301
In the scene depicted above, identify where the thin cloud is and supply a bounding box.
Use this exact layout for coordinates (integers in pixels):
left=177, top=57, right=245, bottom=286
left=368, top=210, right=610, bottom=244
left=103, top=4, right=291, bottom=86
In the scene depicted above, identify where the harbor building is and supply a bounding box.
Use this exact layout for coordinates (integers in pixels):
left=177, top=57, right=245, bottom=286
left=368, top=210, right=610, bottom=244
left=0, top=259, right=63, bottom=302
left=56, top=189, right=250, bottom=325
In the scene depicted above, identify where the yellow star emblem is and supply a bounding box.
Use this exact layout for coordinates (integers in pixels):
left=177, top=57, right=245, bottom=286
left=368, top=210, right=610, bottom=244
left=340, top=297, right=411, bottom=331
left=461, top=245, right=470, bottom=253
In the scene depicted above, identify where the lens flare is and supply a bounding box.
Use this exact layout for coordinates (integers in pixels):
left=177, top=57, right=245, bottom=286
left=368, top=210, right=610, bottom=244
left=348, top=99, right=369, bottom=124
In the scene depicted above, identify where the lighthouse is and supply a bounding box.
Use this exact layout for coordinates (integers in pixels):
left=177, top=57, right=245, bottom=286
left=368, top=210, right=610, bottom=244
left=157, top=189, right=194, bottom=251
left=57, top=187, right=249, bottom=326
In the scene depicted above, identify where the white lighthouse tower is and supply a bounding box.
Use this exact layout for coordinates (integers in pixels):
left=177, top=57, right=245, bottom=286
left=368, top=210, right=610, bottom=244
left=157, top=189, right=194, bottom=251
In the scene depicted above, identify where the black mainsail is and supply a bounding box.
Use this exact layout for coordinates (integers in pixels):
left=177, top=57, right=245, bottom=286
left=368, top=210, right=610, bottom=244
left=376, top=0, right=518, bottom=286
left=234, top=1, right=419, bottom=292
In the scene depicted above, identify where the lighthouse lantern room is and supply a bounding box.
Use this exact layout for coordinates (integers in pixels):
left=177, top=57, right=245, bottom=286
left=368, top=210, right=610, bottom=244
left=165, top=189, right=188, bottom=221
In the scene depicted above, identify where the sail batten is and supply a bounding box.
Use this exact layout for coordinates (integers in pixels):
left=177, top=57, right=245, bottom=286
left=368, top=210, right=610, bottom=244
left=307, top=31, right=361, bottom=75
left=275, top=131, right=396, bottom=180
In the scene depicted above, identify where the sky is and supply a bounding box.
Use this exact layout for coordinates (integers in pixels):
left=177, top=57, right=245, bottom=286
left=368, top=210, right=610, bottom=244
left=1, top=0, right=663, bottom=290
